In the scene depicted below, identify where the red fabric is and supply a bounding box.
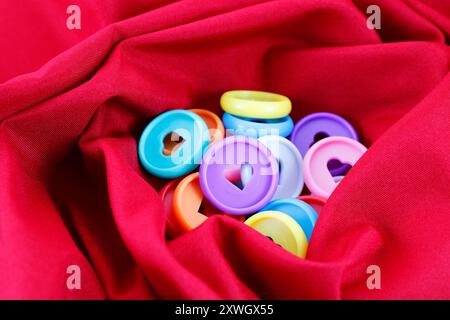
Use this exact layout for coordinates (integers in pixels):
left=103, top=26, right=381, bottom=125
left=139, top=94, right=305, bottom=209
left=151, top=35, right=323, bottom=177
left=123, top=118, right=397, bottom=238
left=0, top=0, right=449, bottom=299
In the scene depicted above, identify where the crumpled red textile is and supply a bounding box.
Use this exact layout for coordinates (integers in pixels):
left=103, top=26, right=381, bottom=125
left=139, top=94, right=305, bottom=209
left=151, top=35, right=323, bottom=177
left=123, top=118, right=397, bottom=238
left=0, top=0, right=449, bottom=299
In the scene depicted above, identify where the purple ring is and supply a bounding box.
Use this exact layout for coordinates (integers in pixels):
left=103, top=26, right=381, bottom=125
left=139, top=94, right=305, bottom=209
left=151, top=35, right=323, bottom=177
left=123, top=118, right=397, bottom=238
left=290, top=112, right=358, bottom=176
left=290, top=112, right=358, bottom=157
left=199, top=136, right=279, bottom=215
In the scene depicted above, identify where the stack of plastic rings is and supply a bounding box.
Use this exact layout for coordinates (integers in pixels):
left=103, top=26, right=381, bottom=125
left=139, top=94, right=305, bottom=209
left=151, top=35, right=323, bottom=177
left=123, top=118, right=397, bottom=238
left=138, top=90, right=367, bottom=258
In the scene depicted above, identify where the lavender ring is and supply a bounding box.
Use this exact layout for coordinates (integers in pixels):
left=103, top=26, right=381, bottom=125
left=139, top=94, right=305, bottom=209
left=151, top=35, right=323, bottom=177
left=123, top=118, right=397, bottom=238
left=199, top=136, right=279, bottom=215
left=290, top=112, right=358, bottom=177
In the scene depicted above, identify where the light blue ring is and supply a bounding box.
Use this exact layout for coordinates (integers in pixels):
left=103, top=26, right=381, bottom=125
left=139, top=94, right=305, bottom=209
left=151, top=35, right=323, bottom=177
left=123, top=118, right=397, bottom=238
left=138, top=109, right=210, bottom=178
left=260, top=198, right=318, bottom=242
left=222, top=112, right=294, bottom=139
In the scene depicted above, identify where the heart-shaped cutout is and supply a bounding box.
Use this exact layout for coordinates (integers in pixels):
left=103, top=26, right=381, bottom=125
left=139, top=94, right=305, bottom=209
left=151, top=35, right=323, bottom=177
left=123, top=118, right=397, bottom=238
left=163, top=131, right=185, bottom=156
left=327, top=158, right=352, bottom=180
left=224, top=164, right=253, bottom=190
left=197, top=198, right=221, bottom=217
left=310, top=131, right=329, bottom=148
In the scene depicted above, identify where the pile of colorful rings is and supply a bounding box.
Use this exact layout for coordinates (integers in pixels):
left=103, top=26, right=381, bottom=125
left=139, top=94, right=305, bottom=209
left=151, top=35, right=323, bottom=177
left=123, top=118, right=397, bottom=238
left=138, top=90, right=367, bottom=258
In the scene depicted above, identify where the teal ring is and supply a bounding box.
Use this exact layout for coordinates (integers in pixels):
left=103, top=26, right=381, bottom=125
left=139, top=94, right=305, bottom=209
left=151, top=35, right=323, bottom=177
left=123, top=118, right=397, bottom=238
left=261, top=198, right=318, bottom=242
left=138, top=110, right=210, bottom=178
left=222, top=112, right=293, bottom=139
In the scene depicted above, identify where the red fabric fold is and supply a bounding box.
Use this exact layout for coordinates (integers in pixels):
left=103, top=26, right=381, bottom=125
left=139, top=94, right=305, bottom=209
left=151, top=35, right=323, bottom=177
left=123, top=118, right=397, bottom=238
left=0, top=0, right=449, bottom=299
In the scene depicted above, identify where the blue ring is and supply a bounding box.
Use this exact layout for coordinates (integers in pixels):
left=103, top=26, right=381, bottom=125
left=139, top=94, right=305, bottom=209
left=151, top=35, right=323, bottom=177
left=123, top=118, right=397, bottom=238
left=222, top=112, right=293, bottom=139
left=260, top=198, right=318, bottom=241
left=138, top=110, right=210, bottom=178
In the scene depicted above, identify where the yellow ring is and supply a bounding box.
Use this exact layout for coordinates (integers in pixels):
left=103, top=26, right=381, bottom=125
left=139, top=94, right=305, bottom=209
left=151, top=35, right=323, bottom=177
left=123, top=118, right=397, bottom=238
left=220, top=90, right=292, bottom=119
left=245, top=211, right=308, bottom=258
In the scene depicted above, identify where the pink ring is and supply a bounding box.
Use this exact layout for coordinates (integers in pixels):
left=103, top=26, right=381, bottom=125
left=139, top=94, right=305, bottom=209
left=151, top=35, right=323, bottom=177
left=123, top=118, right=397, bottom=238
left=302, top=137, right=367, bottom=199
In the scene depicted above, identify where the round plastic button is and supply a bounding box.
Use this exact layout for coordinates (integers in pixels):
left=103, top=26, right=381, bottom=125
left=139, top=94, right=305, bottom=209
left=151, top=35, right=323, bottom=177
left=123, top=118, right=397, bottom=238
left=261, top=198, right=317, bottom=242
left=159, top=179, right=183, bottom=238
left=190, top=108, right=225, bottom=144
left=255, top=135, right=303, bottom=199
left=245, top=211, right=308, bottom=258
left=199, top=136, right=279, bottom=215
left=303, top=136, right=367, bottom=199
left=290, top=112, right=358, bottom=158
left=138, top=110, right=210, bottom=178
left=221, top=90, right=292, bottom=119
left=172, top=173, right=220, bottom=234
left=222, top=112, right=293, bottom=138
left=298, top=195, right=326, bottom=215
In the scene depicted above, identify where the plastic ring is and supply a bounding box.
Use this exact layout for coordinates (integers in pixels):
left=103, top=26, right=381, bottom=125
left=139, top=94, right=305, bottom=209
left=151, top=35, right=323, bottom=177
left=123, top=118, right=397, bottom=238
left=261, top=198, right=317, bottom=242
left=245, top=211, right=308, bottom=258
left=222, top=112, right=293, bottom=138
left=190, top=108, right=225, bottom=143
left=303, top=136, right=367, bottom=199
left=159, top=179, right=183, bottom=238
left=172, top=173, right=210, bottom=234
left=290, top=112, right=358, bottom=157
left=138, top=110, right=210, bottom=178
left=257, top=135, right=304, bottom=199
left=199, top=136, right=279, bottom=215
left=221, top=90, right=292, bottom=119
left=171, top=173, right=244, bottom=235
left=298, top=195, right=327, bottom=215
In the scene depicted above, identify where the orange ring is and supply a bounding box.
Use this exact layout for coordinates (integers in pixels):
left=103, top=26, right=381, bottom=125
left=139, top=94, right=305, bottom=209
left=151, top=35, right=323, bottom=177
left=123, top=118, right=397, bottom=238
left=159, top=179, right=183, bottom=238
left=173, top=173, right=244, bottom=234
left=190, top=109, right=225, bottom=144
left=298, top=195, right=326, bottom=215
left=173, top=173, right=209, bottom=233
